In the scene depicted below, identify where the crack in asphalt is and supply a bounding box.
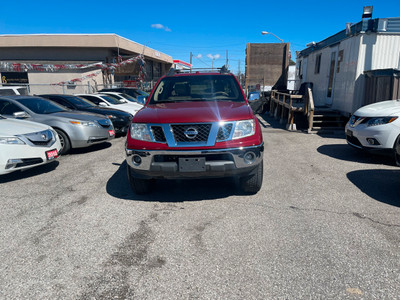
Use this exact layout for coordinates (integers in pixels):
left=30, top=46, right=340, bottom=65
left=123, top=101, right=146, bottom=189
left=231, top=200, right=400, bottom=228
left=78, top=212, right=166, bottom=299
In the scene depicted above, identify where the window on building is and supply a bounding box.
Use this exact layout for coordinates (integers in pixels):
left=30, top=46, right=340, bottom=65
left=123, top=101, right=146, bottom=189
left=336, top=50, right=344, bottom=73
left=314, top=54, right=321, bottom=74
left=297, top=60, right=302, bottom=79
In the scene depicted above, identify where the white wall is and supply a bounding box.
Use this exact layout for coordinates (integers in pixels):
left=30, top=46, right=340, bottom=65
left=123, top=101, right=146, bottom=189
left=27, top=71, right=104, bottom=95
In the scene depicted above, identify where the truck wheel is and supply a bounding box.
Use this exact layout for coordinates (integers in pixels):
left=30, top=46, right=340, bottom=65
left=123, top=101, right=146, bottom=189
left=127, top=164, right=153, bottom=195
left=239, top=162, right=263, bottom=194
left=394, top=135, right=400, bottom=167
left=55, top=129, right=71, bottom=155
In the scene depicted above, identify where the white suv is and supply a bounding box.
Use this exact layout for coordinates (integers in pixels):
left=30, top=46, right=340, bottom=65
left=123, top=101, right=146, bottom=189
left=0, top=86, right=29, bottom=96
left=345, top=100, right=400, bottom=165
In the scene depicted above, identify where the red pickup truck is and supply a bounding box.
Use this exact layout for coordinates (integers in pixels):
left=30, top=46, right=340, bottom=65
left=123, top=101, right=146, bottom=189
left=125, top=68, right=264, bottom=194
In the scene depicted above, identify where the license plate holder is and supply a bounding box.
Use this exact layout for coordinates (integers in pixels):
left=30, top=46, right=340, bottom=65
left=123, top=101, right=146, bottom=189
left=46, top=149, right=59, bottom=160
left=179, top=157, right=206, bottom=172
left=346, top=129, right=353, bottom=137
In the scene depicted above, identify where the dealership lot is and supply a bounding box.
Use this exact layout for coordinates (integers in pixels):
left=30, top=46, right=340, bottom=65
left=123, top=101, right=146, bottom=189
left=0, top=115, right=399, bottom=299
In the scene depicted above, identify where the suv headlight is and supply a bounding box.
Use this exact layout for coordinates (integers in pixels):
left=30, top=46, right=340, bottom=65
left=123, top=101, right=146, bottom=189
left=233, top=119, right=255, bottom=139
left=367, top=117, right=398, bottom=127
left=70, top=120, right=96, bottom=126
left=0, top=137, right=25, bottom=145
left=130, top=123, right=152, bottom=141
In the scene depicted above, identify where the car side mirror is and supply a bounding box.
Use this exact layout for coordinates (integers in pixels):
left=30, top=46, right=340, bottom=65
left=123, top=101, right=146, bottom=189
left=13, top=111, right=30, bottom=119
left=99, top=102, right=107, bottom=107
left=136, top=96, right=146, bottom=105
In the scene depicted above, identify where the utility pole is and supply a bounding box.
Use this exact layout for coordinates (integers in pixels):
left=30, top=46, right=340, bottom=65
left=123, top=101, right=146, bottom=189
left=190, top=52, right=193, bottom=71
left=226, top=50, right=229, bottom=69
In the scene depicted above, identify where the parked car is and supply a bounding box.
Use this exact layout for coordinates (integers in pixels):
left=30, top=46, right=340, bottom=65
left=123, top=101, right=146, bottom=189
left=126, top=67, right=264, bottom=195
left=345, top=100, right=400, bottom=165
left=99, top=91, right=146, bottom=105
left=0, top=115, right=61, bottom=174
left=0, top=96, right=115, bottom=155
left=0, top=86, right=29, bottom=96
left=39, top=94, right=132, bottom=135
left=76, top=93, right=142, bottom=115
left=99, top=87, right=149, bottom=101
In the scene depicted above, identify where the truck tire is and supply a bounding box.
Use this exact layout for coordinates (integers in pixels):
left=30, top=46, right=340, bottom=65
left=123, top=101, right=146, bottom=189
left=127, top=164, right=153, bottom=195
left=239, top=162, right=263, bottom=194
left=54, top=128, right=71, bottom=155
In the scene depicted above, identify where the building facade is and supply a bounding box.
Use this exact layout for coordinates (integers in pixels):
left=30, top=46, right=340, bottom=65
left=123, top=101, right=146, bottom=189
left=0, top=34, right=173, bottom=94
left=296, top=17, right=400, bottom=115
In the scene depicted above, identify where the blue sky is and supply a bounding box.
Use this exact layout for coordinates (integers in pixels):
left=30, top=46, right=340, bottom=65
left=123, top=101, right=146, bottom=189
left=1, top=0, right=399, bottom=73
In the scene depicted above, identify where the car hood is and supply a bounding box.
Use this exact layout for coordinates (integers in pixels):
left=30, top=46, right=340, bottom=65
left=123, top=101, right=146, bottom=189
left=133, top=101, right=252, bottom=123
left=78, top=106, right=130, bottom=117
left=116, top=103, right=143, bottom=111
left=0, top=118, right=51, bottom=136
left=355, top=100, right=400, bottom=117
left=50, top=111, right=106, bottom=121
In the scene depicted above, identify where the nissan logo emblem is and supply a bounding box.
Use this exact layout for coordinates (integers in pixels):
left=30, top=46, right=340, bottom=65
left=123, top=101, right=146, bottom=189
left=184, top=127, right=198, bottom=139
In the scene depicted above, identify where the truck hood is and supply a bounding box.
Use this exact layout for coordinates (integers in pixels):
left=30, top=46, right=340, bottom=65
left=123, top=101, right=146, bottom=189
left=355, top=100, right=400, bottom=117
left=0, top=118, right=51, bottom=136
left=133, top=101, right=252, bottom=123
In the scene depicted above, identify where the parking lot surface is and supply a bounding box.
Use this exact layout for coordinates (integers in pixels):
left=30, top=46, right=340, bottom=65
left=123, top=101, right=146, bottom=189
left=1, top=115, right=399, bottom=299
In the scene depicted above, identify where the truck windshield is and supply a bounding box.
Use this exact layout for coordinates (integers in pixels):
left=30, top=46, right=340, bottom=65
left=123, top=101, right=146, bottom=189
left=149, top=75, right=245, bottom=104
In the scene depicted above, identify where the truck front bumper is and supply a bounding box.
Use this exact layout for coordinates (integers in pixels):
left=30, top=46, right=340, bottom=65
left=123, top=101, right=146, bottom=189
left=126, top=143, right=264, bottom=179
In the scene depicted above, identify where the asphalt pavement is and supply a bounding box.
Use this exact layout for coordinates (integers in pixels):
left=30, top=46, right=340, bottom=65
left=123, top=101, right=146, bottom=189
left=1, top=114, right=399, bottom=299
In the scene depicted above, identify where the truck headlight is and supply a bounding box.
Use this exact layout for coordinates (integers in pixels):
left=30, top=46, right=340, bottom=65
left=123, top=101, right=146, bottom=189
left=0, top=137, right=25, bottom=145
left=130, top=123, right=152, bottom=141
left=232, top=120, right=255, bottom=139
left=367, top=117, right=398, bottom=127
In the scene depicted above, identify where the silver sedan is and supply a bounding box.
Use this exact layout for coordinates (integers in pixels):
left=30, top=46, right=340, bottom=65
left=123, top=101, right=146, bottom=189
left=0, top=96, right=115, bottom=154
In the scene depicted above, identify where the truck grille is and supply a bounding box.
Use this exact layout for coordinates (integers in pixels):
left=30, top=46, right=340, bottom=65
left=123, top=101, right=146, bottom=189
left=171, top=124, right=211, bottom=142
left=216, top=123, right=233, bottom=141
left=151, top=126, right=166, bottom=142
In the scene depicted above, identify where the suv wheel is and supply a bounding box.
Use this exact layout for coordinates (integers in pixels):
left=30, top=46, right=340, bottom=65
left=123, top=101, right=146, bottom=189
left=239, top=162, right=263, bottom=194
left=395, top=135, right=400, bottom=167
left=127, top=165, right=153, bottom=195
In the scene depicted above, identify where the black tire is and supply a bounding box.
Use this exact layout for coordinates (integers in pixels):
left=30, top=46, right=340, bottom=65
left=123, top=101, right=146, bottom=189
left=55, top=129, right=71, bottom=155
left=394, top=135, right=400, bottom=167
left=239, top=162, right=263, bottom=194
left=127, top=164, right=153, bottom=195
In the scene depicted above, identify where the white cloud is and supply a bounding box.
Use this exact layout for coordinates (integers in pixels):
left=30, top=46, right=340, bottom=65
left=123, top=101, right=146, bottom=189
left=151, top=24, right=172, bottom=32
left=195, top=54, right=202, bottom=59
left=207, top=54, right=221, bottom=60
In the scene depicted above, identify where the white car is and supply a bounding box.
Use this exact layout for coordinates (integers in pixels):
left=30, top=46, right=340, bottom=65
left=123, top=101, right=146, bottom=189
left=345, top=100, right=400, bottom=165
left=99, top=91, right=145, bottom=105
left=76, top=93, right=142, bottom=115
left=0, top=116, right=62, bottom=174
left=0, top=86, right=29, bottom=96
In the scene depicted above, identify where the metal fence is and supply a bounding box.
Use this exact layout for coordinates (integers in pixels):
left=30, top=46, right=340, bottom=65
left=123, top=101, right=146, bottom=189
left=0, top=80, right=156, bottom=95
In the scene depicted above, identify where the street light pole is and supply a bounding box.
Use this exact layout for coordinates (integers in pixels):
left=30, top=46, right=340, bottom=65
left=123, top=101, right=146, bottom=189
left=261, top=31, right=283, bottom=43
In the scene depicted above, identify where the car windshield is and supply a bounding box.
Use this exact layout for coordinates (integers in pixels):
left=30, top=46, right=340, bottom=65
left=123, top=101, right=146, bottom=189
left=149, top=75, right=245, bottom=104
left=135, top=90, right=149, bottom=97
left=99, top=94, right=124, bottom=105
left=120, top=93, right=141, bottom=102
left=15, top=97, right=66, bottom=114
left=64, top=95, right=95, bottom=108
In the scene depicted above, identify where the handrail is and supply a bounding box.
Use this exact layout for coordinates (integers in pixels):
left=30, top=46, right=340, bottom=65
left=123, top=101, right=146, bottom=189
left=305, top=87, right=315, bottom=133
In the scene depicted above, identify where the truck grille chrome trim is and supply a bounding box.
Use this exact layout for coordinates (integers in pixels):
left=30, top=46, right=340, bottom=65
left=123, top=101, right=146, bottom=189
left=145, top=122, right=236, bottom=147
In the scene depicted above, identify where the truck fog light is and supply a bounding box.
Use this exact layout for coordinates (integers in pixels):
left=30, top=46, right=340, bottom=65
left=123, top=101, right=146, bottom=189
left=366, top=138, right=380, bottom=145
left=244, top=151, right=256, bottom=164
left=133, top=155, right=142, bottom=165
